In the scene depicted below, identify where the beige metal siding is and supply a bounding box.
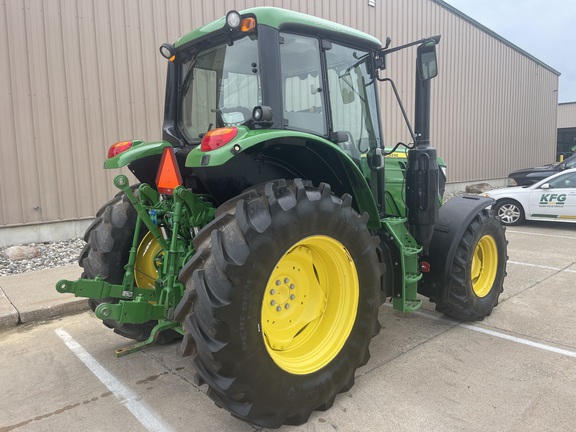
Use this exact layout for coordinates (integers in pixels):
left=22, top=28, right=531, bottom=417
left=558, top=102, right=576, bottom=128
left=376, top=0, right=558, bottom=182
left=0, top=0, right=559, bottom=229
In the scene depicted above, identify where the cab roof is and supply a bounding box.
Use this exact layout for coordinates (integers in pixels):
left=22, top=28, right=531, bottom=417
left=174, top=7, right=382, bottom=49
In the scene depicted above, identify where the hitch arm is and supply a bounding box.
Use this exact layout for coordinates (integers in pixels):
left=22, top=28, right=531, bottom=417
left=56, top=278, right=156, bottom=301
left=94, top=297, right=165, bottom=323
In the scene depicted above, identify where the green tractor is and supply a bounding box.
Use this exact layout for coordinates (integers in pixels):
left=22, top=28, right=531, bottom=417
left=57, top=7, right=507, bottom=428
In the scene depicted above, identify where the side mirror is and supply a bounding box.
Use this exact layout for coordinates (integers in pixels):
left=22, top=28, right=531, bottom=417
left=417, top=40, right=438, bottom=81
left=540, top=183, right=551, bottom=189
left=367, top=147, right=384, bottom=170
left=341, top=87, right=355, bottom=104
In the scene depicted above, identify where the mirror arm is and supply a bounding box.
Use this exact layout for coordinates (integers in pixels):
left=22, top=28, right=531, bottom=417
left=376, top=76, right=417, bottom=146
left=379, top=35, right=441, bottom=57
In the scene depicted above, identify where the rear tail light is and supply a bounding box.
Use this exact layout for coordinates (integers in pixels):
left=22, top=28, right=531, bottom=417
left=200, top=127, right=238, bottom=152
left=108, top=140, right=133, bottom=158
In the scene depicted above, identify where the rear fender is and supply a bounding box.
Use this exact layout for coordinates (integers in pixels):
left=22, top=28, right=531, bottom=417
left=104, top=140, right=172, bottom=169
left=418, top=195, right=495, bottom=298
left=186, top=128, right=381, bottom=228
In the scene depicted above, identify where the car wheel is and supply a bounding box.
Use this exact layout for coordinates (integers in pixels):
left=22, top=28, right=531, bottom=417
left=494, top=199, right=525, bottom=226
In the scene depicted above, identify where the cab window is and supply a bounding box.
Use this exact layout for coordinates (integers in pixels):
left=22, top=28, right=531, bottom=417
left=325, top=43, right=381, bottom=160
left=279, top=33, right=326, bottom=135
left=179, top=35, right=260, bottom=142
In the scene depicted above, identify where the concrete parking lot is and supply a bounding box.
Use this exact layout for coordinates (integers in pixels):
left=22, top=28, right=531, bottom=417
left=1, top=221, right=575, bottom=431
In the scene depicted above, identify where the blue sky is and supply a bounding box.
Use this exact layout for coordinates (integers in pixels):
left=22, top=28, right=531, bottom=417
left=445, top=0, right=576, bottom=103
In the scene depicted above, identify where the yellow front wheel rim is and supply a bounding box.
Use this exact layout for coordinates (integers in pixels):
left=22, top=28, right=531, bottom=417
left=471, top=235, right=498, bottom=298
left=261, top=235, right=359, bottom=375
left=134, top=231, right=163, bottom=289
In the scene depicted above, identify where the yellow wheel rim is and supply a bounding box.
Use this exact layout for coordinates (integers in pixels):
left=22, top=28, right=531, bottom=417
left=261, top=235, right=359, bottom=375
left=471, top=235, right=498, bottom=298
left=134, top=231, right=163, bottom=289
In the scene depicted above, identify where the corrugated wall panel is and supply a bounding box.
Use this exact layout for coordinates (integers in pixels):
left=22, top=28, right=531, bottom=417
left=413, top=0, right=558, bottom=182
left=44, top=0, right=76, bottom=219
left=0, top=0, right=559, bottom=229
left=62, top=0, right=103, bottom=215
left=78, top=0, right=112, bottom=213
left=4, top=0, right=43, bottom=225
left=0, top=0, right=23, bottom=225
left=93, top=0, right=125, bottom=202
left=558, top=103, right=576, bottom=128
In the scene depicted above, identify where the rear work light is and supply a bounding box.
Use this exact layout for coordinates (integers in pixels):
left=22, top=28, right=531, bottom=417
left=200, top=127, right=238, bottom=152
left=225, top=11, right=256, bottom=33
left=108, top=140, right=133, bottom=158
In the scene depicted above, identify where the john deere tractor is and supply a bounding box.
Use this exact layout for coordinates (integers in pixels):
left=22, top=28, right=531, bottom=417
left=56, top=7, right=507, bottom=428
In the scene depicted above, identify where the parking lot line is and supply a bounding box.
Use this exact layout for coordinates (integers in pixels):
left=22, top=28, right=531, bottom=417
left=508, top=260, right=576, bottom=273
left=386, top=305, right=576, bottom=359
left=55, top=329, right=175, bottom=432
left=458, top=323, right=576, bottom=358
left=507, top=229, right=576, bottom=240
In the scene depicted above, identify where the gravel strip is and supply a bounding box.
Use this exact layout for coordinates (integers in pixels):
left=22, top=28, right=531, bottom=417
left=0, top=238, right=84, bottom=276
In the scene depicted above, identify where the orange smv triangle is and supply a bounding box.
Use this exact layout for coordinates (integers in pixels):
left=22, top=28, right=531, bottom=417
left=156, top=147, right=183, bottom=195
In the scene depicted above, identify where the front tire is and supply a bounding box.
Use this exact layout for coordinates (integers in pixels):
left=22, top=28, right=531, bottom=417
left=177, top=179, right=382, bottom=428
left=434, top=209, right=507, bottom=321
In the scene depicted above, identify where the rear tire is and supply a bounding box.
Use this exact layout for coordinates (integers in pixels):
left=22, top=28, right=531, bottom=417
left=80, top=188, right=180, bottom=343
left=434, top=209, right=507, bottom=321
left=177, top=179, right=382, bottom=428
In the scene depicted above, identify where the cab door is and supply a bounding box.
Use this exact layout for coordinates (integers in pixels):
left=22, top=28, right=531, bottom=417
left=528, top=172, right=576, bottom=220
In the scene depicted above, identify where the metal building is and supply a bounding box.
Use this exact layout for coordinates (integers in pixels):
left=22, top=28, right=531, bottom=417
left=0, top=0, right=560, bottom=246
left=557, top=102, right=576, bottom=160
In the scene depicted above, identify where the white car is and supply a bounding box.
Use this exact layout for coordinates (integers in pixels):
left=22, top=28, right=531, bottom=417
left=482, top=168, right=576, bottom=226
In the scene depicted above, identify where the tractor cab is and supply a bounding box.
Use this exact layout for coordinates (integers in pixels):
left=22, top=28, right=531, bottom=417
left=162, top=9, right=382, bottom=175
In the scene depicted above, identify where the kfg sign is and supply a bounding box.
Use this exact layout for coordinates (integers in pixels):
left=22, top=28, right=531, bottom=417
left=540, top=194, right=567, bottom=205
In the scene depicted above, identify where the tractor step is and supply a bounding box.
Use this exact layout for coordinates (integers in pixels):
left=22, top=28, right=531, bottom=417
left=392, top=297, right=422, bottom=312
left=382, top=217, right=423, bottom=313
left=404, top=272, right=422, bottom=284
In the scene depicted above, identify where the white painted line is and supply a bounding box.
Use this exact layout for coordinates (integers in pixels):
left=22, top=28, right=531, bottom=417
left=386, top=305, right=576, bottom=358
left=507, top=229, right=576, bottom=240
left=508, top=260, right=576, bottom=273
left=508, top=261, right=560, bottom=271
left=55, top=328, right=175, bottom=432
left=459, top=323, right=576, bottom=358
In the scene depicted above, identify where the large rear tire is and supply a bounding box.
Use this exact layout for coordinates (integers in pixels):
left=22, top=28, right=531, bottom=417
left=177, top=179, right=382, bottom=428
left=80, top=188, right=180, bottom=343
left=434, top=209, right=507, bottom=321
